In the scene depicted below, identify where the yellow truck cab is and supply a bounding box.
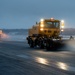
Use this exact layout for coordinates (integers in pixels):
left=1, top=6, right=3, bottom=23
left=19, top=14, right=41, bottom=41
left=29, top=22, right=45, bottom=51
left=27, top=18, right=64, bottom=50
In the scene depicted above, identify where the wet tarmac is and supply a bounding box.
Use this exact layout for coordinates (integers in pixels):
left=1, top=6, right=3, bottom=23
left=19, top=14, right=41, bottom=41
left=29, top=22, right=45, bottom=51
left=0, top=40, right=75, bottom=75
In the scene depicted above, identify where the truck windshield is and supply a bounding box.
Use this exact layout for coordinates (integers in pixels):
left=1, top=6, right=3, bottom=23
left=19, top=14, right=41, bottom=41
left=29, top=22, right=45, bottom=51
left=45, top=22, right=60, bottom=28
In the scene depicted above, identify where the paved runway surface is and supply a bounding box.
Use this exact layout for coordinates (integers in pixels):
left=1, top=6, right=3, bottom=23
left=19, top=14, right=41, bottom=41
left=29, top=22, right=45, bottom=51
left=0, top=40, right=75, bottom=75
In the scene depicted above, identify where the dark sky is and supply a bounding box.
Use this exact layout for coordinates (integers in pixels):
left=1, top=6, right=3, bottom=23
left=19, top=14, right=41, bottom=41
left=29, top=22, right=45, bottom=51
left=0, top=0, right=75, bottom=29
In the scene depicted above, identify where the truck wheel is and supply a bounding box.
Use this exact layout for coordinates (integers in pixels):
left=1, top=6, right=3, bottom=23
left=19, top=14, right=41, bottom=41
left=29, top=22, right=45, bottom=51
left=29, top=40, right=34, bottom=48
left=46, top=43, right=50, bottom=50
left=39, top=41, right=44, bottom=49
left=46, top=42, right=54, bottom=51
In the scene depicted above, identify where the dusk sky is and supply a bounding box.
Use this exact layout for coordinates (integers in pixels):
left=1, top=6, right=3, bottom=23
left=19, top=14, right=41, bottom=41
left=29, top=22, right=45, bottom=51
left=0, top=0, right=75, bottom=29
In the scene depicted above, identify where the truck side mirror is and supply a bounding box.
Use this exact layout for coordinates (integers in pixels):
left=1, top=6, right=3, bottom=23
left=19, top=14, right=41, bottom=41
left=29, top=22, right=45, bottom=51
left=36, top=22, right=37, bottom=24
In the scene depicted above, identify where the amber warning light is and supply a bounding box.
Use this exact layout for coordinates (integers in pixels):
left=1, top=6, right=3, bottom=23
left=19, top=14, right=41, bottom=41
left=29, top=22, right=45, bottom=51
left=50, top=18, right=54, bottom=21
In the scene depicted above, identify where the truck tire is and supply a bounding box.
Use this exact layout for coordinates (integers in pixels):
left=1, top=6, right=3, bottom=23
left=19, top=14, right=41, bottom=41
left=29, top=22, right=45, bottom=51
left=46, top=45, right=54, bottom=51
left=29, top=40, right=34, bottom=48
left=39, top=43, right=44, bottom=49
left=46, top=43, right=51, bottom=50
left=45, top=40, right=54, bottom=51
left=39, top=40, right=44, bottom=49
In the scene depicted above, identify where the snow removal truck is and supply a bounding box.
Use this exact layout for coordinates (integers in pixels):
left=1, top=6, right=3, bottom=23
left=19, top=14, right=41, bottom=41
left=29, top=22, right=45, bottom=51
left=27, top=18, right=64, bottom=50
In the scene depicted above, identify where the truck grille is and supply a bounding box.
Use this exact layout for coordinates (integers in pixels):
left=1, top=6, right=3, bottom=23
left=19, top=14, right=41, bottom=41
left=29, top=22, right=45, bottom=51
left=48, top=30, right=51, bottom=33
left=44, top=30, right=51, bottom=33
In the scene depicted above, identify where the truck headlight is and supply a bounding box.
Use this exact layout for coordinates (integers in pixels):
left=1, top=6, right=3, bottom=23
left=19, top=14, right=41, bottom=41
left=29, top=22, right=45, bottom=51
left=40, top=28, right=44, bottom=31
left=61, top=26, right=64, bottom=28
left=40, top=24, right=44, bottom=27
left=61, top=20, right=64, bottom=28
left=61, top=29, right=64, bottom=32
left=40, top=19, right=44, bottom=22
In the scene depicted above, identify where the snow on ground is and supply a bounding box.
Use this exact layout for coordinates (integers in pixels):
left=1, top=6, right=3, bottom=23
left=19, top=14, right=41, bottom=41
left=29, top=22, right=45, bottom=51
left=1, top=31, right=75, bottom=50
left=1, top=31, right=75, bottom=42
left=1, top=32, right=28, bottom=42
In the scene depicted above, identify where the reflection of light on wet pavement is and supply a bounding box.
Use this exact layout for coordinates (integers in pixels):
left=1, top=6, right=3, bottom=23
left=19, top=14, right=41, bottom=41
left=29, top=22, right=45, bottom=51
left=35, top=57, right=49, bottom=65
left=57, top=62, right=68, bottom=70
left=16, top=54, right=75, bottom=72
left=57, top=62, right=75, bottom=72
left=35, top=57, right=75, bottom=72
